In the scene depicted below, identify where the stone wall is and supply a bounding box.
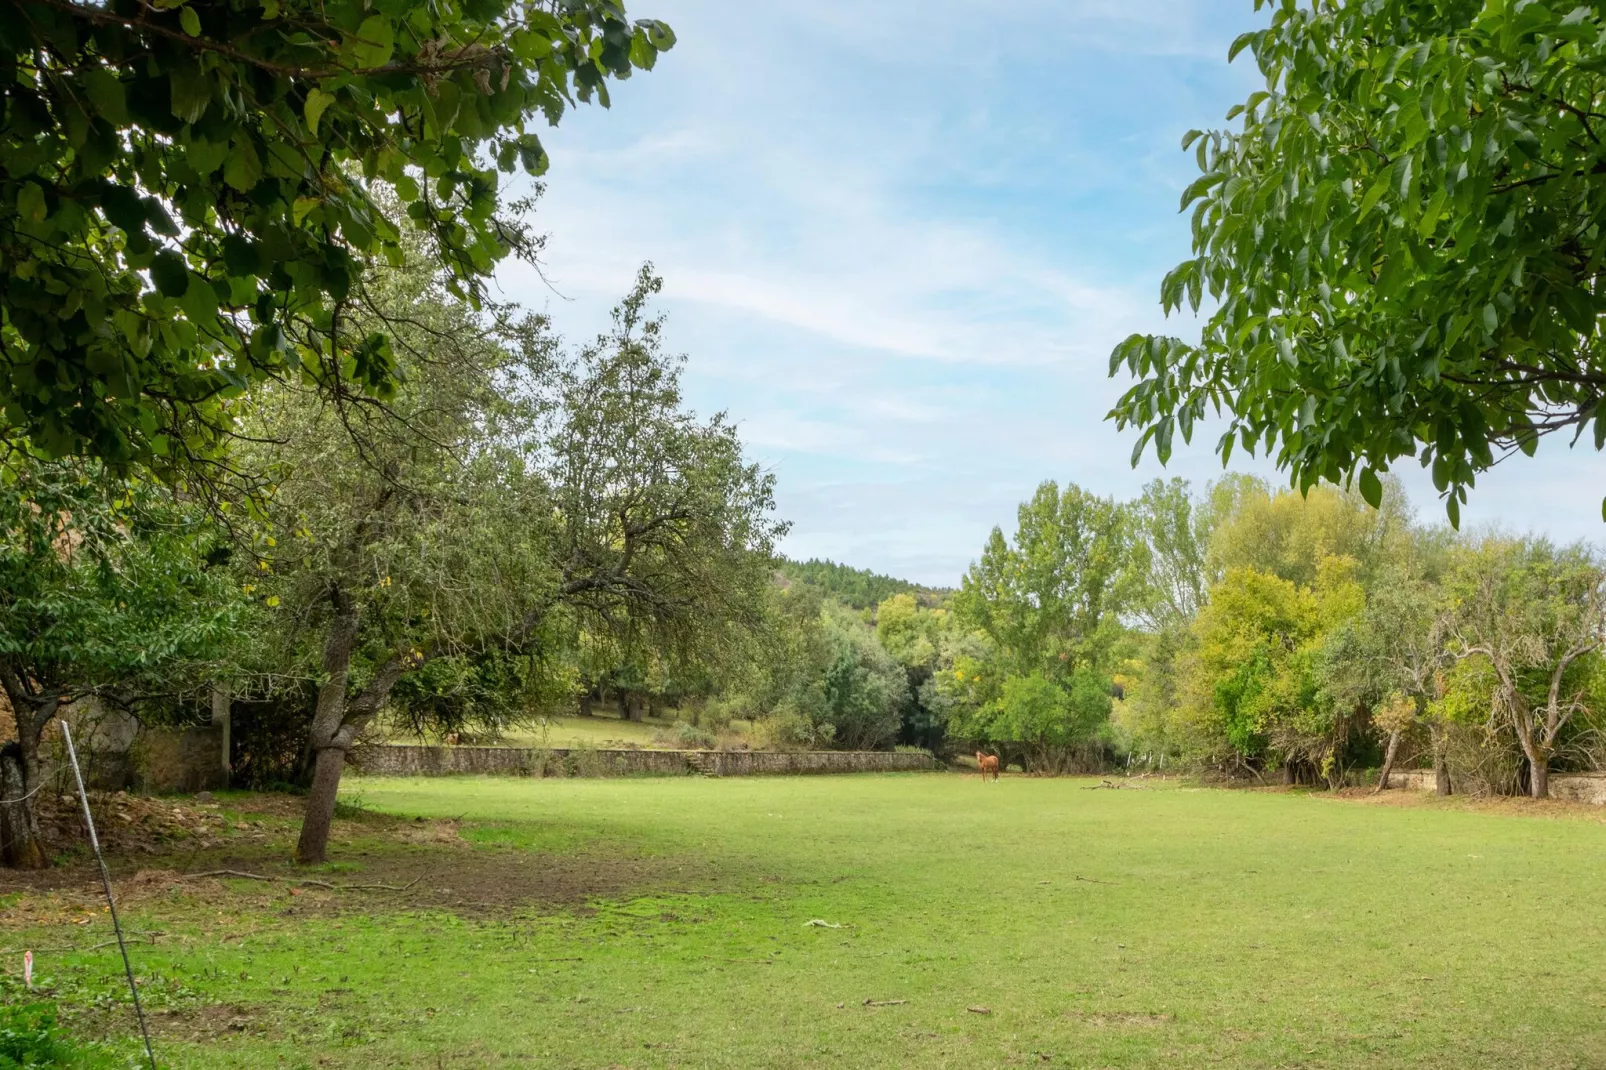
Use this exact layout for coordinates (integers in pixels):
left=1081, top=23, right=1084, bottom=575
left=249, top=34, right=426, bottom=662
left=1384, top=767, right=1606, bottom=803
left=349, top=744, right=938, bottom=779
left=130, top=726, right=229, bottom=794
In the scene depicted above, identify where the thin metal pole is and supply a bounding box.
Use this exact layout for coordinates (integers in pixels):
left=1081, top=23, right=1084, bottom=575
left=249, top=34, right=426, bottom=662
left=59, top=721, right=157, bottom=1070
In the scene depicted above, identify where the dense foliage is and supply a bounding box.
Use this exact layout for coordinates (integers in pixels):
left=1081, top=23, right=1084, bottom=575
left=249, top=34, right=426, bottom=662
left=1111, top=0, right=1606, bottom=524
left=1, top=0, right=670, bottom=468
left=777, top=559, right=926, bottom=610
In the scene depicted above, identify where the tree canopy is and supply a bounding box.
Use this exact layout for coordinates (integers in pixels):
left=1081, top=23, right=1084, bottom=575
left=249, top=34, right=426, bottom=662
left=1110, top=1, right=1606, bottom=525
left=1, top=0, right=671, bottom=469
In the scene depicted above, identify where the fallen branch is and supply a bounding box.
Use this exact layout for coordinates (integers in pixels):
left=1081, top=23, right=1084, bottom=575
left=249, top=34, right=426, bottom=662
left=863, top=999, right=908, bottom=1007
left=2, top=931, right=165, bottom=955
left=1075, top=875, right=1118, bottom=886
left=184, top=870, right=420, bottom=893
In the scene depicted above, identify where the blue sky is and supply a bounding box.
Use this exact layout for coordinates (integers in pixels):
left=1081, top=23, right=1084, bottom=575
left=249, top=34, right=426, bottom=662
left=498, top=0, right=1603, bottom=587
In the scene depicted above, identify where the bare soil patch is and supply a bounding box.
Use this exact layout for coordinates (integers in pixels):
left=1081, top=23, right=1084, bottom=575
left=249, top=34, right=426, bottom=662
left=0, top=792, right=713, bottom=931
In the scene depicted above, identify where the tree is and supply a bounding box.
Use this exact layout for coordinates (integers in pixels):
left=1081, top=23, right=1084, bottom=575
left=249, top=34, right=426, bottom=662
left=957, top=481, right=1136, bottom=679
left=1444, top=538, right=1606, bottom=798
left=1110, top=2, right=1606, bottom=524
left=875, top=592, right=959, bottom=752
left=951, top=481, right=1137, bottom=771
left=1130, top=478, right=1210, bottom=632
left=779, top=560, right=923, bottom=610
left=819, top=607, right=906, bottom=751
left=242, top=259, right=781, bottom=863
left=0, top=456, right=241, bottom=866
left=1205, top=478, right=1410, bottom=591
left=1, top=0, right=671, bottom=468
left=1185, top=557, right=1365, bottom=785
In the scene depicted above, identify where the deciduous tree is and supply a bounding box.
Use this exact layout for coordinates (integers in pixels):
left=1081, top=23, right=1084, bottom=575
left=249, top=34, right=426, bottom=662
left=0, top=456, right=241, bottom=866
left=1, top=0, right=671, bottom=468
left=1111, top=2, right=1606, bottom=523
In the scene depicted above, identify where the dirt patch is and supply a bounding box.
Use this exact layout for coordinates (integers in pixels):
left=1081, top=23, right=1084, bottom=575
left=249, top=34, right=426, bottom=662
left=0, top=792, right=713, bottom=927
left=1068, top=1010, right=1174, bottom=1027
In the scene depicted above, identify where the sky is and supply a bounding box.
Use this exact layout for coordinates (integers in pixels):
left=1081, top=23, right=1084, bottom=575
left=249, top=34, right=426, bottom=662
left=497, top=0, right=1604, bottom=587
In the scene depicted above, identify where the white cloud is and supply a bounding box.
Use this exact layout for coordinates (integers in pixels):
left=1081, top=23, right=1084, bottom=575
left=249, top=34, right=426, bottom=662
left=490, top=0, right=1603, bottom=584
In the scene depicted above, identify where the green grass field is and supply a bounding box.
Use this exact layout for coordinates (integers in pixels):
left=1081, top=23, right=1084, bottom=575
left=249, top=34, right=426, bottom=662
left=8, top=774, right=1606, bottom=1068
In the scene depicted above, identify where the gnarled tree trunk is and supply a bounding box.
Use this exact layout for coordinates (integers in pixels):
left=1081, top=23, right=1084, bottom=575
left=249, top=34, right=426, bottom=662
left=295, top=589, right=411, bottom=865
left=0, top=743, right=46, bottom=869
left=1433, top=732, right=1452, bottom=796
left=1374, top=729, right=1402, bottom=793
left=0, top=673, right=57, bottom=869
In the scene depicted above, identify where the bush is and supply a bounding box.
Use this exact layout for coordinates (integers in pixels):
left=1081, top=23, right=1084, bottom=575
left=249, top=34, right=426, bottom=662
left=0, top=1002, right=82, bottom=1068
left=671, top=722, right=717, bottom=749
left=753, top=707, right=830, bottom=751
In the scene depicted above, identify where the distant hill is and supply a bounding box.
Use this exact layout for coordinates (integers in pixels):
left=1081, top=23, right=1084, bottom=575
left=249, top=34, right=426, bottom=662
left=777, top=558, right=943, bottom=610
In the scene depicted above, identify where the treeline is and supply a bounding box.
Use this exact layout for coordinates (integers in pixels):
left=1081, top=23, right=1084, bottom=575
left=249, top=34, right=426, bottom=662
left=775, top=559, right=930, bottom=610
left=893, top=475, right=1606, bottom=798
left=0, top=242, right=786, bottom=867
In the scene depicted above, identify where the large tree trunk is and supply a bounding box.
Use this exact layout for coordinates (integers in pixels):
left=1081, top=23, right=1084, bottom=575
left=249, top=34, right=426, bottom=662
left=0, top=744, right=46, bottom=870
left=0, top=680, right=56, bottom=870
left=295, top=589, right=412, bottom=864
left=296, top=592, right=360, bottom=865
left=1374, top=729, right=1402, bottom=793
left=1530, top=754, right=1550, bottom=799
left=295, top=745, right=346, bottom=866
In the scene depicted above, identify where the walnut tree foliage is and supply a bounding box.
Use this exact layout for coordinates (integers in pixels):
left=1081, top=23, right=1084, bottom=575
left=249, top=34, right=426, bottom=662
left=1111, top=0, right=1606, bottom=526
left=0, top=0, right=671, bottom=469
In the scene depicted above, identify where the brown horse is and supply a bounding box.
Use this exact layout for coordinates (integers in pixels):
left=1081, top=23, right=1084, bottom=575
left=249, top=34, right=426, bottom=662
left=976, top=751, right=999, bottom=782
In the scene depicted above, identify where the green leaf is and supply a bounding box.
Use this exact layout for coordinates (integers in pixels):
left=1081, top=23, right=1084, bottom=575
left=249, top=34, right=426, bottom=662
left=1357, top=171, right=1391, bottom=218
left=186, top=137, right=229, bottom=175
left=169, top=66, right=210, bottom=124
left=16, top=182, right=46, bottom=223
left=1358, top=467, right=1383, bottom=508
left=221, top=233, right=263, bottom=277
left=1482, top=303, right=1498, bottom=332
left=81, top=69, right=128, bottom=124
left=223, top=141, right=263, bottom=192
left=179, top=5, right=201, bottom=36
left=304, top=88, right=335, bottom=135
left=351, top=16, right=396, bottom=68
left=150, top=251, right=189, bottom=297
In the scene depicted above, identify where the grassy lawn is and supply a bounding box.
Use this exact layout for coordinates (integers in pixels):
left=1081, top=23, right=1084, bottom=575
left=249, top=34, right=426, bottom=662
left=4, top=775, right=1606, bottom=1068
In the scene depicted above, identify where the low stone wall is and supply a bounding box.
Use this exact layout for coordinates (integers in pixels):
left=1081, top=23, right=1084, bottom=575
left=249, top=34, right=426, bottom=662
left=348, top=744, right=938, bottom=779
left=1385, top=767, right=1606, bottom=803
left=130, top=726, right=228, bottom=794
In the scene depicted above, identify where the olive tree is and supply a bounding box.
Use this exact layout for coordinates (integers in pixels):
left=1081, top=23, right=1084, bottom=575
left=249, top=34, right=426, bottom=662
left=243, top=258, right=782, bottom=863
left=1444, top=538, right=1606, bottom=798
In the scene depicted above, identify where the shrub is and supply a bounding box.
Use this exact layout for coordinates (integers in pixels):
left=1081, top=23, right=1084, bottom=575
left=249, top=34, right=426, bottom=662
left=753, top=707, right=830, bottom=751
left=0, top=1002, right=81, bottom=1068
left=674, top=722, right=717, bottom=749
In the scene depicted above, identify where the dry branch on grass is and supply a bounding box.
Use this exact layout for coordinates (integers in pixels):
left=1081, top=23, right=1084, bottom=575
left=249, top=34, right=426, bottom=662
left=184, top=870, right=422, bottom=893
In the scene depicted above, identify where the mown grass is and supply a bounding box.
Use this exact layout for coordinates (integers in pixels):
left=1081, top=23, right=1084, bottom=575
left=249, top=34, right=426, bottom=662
left=8, top=775, right=1606, bottom=1068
